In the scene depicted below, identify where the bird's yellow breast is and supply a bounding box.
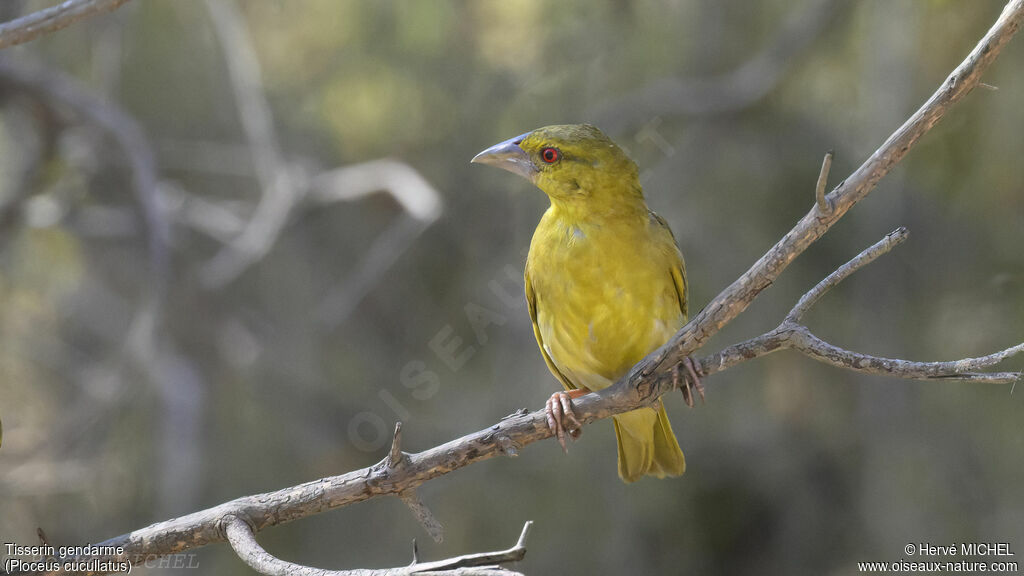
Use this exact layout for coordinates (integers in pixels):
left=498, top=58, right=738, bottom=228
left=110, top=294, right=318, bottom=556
left=526, top=206, right=685, bottom=392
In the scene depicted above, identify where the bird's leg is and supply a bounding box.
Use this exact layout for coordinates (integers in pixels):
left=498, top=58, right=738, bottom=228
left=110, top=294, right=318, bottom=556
left=673, top=356, right=705, bottom=408
left=545, top=389, right=588, bottom=453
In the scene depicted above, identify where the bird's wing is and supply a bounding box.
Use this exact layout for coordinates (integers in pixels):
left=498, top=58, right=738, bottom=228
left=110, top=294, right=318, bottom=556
left=525, top=269, right=578, bottom=391
left=650, top=210, right=688, bottom=319
left=671, top=261, right=688, bottom=320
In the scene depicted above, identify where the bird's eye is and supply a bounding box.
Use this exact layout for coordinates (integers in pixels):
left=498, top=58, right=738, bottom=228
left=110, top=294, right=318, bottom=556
left=540, top=147, right=561, bottom=163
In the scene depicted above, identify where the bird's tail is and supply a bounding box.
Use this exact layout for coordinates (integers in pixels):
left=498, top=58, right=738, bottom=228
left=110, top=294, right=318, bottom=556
left=612, top=399, right=686, bottom=483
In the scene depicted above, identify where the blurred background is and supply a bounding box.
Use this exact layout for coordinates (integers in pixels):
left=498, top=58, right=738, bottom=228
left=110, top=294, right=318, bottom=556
left=1, top=0, right=1022, bottom=574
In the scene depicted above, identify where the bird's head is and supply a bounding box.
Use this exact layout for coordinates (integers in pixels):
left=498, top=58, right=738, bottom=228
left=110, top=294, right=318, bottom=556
left=472, top=124, right=642, bottom=205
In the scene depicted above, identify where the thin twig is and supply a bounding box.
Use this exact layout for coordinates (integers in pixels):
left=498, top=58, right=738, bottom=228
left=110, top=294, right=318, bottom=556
left=389, top=422, right=405, bottom=467
left=698, top=230, right=1023, bottom=384
left=815, top=150, right=834, bottom=213
left=398, top=490, right=444, bottom=544
left=698, top=326, right=1022, bottom=385
left=406, top=521, right=530, bottom=573
left=788, top=329, right=1022, bottom=384
left=224, top=515, right=526, bottom=576
left=0, top=0, right=134, bottom=50
left=786, top=226, right=907, bottom=323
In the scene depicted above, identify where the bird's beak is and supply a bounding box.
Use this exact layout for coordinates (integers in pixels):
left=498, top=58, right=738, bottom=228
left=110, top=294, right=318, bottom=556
left=471, top=132, right=537, bottom=182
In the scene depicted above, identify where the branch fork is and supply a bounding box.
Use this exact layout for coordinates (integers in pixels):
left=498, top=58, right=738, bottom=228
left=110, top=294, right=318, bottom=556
left=695, top=227, right=1023, bottom=385
left=379, top=423, right=445, bottom=543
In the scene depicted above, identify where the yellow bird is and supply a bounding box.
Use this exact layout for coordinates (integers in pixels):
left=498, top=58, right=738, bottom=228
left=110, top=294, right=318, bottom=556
left=473, top=124, right=703, bottom=483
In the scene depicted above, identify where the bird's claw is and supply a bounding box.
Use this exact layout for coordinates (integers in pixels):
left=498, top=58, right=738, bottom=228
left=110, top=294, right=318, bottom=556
left=545, top=391, right=582, bottom=453
left=674, top=356, right=706, bottom=408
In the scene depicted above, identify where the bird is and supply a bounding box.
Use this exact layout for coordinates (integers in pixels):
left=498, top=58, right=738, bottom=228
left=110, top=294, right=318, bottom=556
left=472, top=123, right=703, bottom=483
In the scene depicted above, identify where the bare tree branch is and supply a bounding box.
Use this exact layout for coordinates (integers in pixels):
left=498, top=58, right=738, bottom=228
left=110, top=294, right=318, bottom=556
left=10, top=2, right=1024, bottom=575
left=18, top=223, right=1020, bottom=576
left=0, top=0, right=134, bottom=50
left=615, top=0, right=1024, bottom=409
left=389, top=423, right=445, bottom=544
left=786, top=331, right=1022, bottom=383
left=699, top=228, right=1023, bottom=384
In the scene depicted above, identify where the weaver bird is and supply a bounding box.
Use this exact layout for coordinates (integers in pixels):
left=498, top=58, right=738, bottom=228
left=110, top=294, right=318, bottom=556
left=473, top=124, right=703, bottom=483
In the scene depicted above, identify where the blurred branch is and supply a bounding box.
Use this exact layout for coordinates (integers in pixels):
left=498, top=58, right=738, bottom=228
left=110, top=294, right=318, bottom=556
left=163, top=148, right=443, bottom=322
left=309, top=160, right=443, bottom=225
left=0, top=0, right=133, bottom=50
left=591, top=0, right=851, bottom=133
left=12, top=2, right=1023, bottom=575
left=311, top=160, right=443, bottom=328
left=0, top=56, right=191, bottom=520
left=225, top=515, right=529, bottom=576
left=197, top=0, right=445, bottom=302
left=160, top=181, right=248, bottom=242
left=200, top=0, right=296, bottom=288
left=0, top=56, right=170, bottom=329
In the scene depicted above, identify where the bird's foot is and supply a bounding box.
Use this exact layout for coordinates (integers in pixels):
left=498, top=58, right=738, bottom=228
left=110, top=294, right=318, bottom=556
left=545, top=389, right=587, bottom=453
left=673, top=356, right=706, bottom=408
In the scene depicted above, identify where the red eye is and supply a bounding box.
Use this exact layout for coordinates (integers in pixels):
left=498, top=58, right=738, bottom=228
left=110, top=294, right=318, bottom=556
left=541, top=147, right=560, bottom=163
